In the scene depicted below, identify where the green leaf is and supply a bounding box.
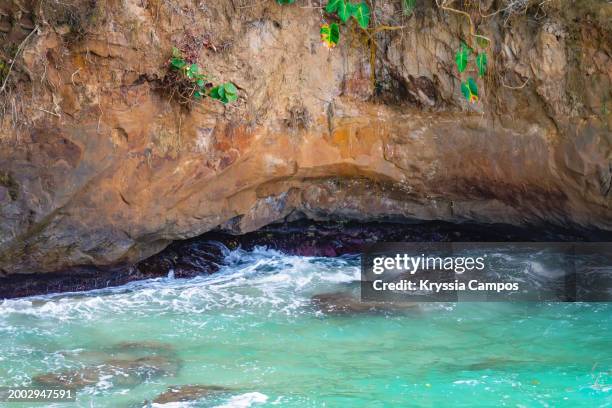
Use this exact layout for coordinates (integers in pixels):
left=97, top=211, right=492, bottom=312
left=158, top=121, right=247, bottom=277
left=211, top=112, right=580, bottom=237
left=209, top=83, right=239, bottom=104
left=209, top=86, right=221, bottom=100
left=172, top=47, right=181, bottom=58
left=170, top=57, right=186, bottom=70
left=347, top=2, right=357, bottom=17
left=186, top=64, right=199, bottom=79
left=402, top=0, right=416, bottom=16
left=325, top=0, right=343, bottom=14
left=337, top=0, right=350, bottom=22
left=320, top=23, right=340, bottom=48
left=197, top=79, right=205, bottom=88
left=223, top=83, right=238, bottom=102
left=351, top=1, right=370, bottom=29
left=468, top=77, right=478, bottom=96
left=276, top=0, right=295, bottom=4
left=460, top=82, right=471, bottom=101
left=476, top=52, right=487, bottom=78
left=223, top=82, right=237, bottom=96
left=331, top=22, right=340, bottom=44
left=461, top=77, right=479, bottom=103
left=193, top=90, right=203, bottom=100
left=455, top=42, right=470, bottom=73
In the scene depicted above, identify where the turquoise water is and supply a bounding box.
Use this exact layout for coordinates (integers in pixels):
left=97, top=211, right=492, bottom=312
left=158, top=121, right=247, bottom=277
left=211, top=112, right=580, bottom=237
left=0, top=247, right=610, bottom=407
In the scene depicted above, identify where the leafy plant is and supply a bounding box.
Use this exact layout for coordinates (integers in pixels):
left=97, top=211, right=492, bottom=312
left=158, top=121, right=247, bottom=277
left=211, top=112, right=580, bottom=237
left=461, top=77, right=479, bottom=103
left=351, top=1, right=370, bottom=29
left=166, top=47, right=238, bottom=105
left=455, top=42, right=470, bottom=73
left=322, top=0, right=370, bottom=48
left=276, top=0, right=369, bottom=49
left=337, top=1, right=351, bottom=22
left=454, top=41, right=489, bottom=103
left=209, top=82, right=239, bottom=104
left=321, top=23, right=340, bottom=48
left=476, top=52, right=487, bottom=78
left=325, top=0, right=343, bottom=13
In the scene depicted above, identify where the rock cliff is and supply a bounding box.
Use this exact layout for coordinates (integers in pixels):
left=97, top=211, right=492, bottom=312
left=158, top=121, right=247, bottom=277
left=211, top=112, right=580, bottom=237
left=0, top=0, right=610, bottom=274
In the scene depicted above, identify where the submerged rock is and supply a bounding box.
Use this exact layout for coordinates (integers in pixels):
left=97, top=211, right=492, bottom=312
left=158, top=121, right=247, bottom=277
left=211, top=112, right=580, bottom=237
left=33, top=354, right=180, bottom=390
left=33, top=368, right=100, bottom=390
left=105, top=355, right=180, bottom=378
left=311, top=292, right=419, bottom=315
left=60, top=341, right=177, bottom=365
left=112, top=341, right=177, bottom=355
left=441, top=357, right=536, bottom=372
left=152, top=385, right=231, bottom=404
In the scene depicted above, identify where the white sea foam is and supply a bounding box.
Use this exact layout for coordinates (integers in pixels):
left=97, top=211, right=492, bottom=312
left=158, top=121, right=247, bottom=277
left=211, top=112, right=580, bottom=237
left=151, top=402, right=196, bottom=408
left=215, top=392, right=268, bottom=408
left=96, top=374, right=114, bottom=390
left=0, top=247, right=360, bottom=323
left=453, top=379, right=480, bottom=386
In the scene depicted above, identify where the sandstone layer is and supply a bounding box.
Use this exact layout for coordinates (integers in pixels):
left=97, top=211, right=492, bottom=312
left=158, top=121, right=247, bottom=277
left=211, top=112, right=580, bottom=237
left=0, top=0, right=610, bottom=275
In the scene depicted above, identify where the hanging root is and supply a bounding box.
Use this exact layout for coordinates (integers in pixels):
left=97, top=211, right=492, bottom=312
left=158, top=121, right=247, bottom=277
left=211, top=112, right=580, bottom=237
left=0, top=25, right=39, bottom=95
left=435, top=0, right=492, bottom=47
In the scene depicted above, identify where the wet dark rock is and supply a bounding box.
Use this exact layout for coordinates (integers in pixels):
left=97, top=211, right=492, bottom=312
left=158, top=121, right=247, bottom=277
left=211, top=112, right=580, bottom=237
left=207, top=219, right=612, bottom=256
left=0, top=241, right=228, bottom=298
left=0, top=265, right=157, bottom=299
left=2, top=220, right=611, bottom=299
left=135, top=241, right=228, bottom=279
left=311, top=292, right=419, bottom=315
left=152, top=385, right=231, bottom=404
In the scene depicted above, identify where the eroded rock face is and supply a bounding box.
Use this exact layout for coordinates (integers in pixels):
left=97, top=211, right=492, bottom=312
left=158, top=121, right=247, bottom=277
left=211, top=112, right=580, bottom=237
left=0, top=1, right=610, bottom=275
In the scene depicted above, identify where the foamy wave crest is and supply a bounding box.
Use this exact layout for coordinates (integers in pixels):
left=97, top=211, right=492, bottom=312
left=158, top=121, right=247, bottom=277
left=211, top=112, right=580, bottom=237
left=0, top=247, right=360, bottom=323
left=215, top=392, right=268, bottom=408
left=151, top=402, right=197, bottom=408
